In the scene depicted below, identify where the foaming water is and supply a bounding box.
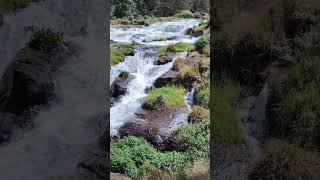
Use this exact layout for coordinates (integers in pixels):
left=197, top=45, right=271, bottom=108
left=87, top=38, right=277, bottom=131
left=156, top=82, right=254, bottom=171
left=0, top=0, right=107, bottom=179
left=110, top=19, right=199, bottom=135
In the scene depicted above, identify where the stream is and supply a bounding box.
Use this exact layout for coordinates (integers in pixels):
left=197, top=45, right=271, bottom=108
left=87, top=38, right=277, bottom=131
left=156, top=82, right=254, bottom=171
left=110, top=19, right=200, bottom=135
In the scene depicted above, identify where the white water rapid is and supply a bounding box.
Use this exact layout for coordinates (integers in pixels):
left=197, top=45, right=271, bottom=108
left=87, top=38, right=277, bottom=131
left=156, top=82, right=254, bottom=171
left=110, top=19, right=200, bottom=135
left=0, top=0, right=107, bottom=179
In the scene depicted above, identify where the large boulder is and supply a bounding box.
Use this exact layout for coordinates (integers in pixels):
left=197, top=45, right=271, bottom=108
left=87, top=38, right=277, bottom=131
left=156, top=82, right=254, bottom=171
left=191, top=29, right=204, bottom=37
left=110, top=74, right=131, bottom=100
left=119, top=108, right=188, bottom=150
left=0, top=43, right=76, bottom=114
left=154, top=70, right=179, bottom=88
left=155, top=55, right=173, bottom=65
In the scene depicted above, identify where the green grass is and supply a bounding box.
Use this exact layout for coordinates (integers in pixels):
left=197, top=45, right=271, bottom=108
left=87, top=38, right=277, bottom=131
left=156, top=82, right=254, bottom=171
left=158, top=42, right=189, bottom=56
left=110, top=44, right=134, bottom=66
left=210, top=75, right=244, bottom=145
left=249, top=139, right=320, bottom=180
left=142, top=86, right=187, bottom=110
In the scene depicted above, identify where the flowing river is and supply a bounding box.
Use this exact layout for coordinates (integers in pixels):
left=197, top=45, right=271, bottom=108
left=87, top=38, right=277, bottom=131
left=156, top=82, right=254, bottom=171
left=110, top=19, right=200, bottom=135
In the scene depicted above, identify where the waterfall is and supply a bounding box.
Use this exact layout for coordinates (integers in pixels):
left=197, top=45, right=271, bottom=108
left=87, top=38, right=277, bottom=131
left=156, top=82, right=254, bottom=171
left=110, top=19, right=200, bottom=135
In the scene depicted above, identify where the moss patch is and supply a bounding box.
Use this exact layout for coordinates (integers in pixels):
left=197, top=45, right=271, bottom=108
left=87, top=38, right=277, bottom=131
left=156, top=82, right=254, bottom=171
left=142, top=86, right=187, bottom=110
left=110, top=44, right=134, bottom=66
left=158, top=42, right=189, bottom=56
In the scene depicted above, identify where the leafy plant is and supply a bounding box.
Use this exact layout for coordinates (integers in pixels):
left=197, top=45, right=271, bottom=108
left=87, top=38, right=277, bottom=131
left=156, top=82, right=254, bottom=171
left=194, top=35, right=209, bottom=53
left=28, top=28, right=63, bottom=52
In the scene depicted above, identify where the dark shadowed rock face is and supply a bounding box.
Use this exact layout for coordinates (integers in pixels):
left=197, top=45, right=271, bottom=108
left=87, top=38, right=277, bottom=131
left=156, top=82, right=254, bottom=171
left=191, top=29, right=204, bottom=37
left=156, top=55, right=173, bottom=65
left=0, top=44, right=75, bottom=114
left=0, top=14, right=3, bottom=26
left=0, top=113, right=17, bottom=143
left=119, top=108, right=188, bottom=150
left=110, top=76, right=130, bottom=100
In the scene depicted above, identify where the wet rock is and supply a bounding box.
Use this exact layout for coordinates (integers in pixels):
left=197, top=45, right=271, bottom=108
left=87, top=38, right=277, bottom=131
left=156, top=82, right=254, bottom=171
left=0, top=45, right=75, bottom=114
left=110, top=75, right=130, bottom=99
left=185, top=28, right=193, bottom=35
left=119, top=108, right=188, bottom=150
left=156, top=55, right=173, bottom=65
left=111, top=173, right=131, bottom=180
left=191, top=29, right=204, bottom=37
left=144, top=86, right=154, bottom=93
left=154, top=70, right=179, bottom=88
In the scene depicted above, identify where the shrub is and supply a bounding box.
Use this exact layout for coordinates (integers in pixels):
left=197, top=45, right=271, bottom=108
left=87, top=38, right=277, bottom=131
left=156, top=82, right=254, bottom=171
left=276, top=57, right=320, bottom=147
left=188, top=106, right=209, bottom=123
left=194, top=35, right=209, bottom=53
left=249, top=139, right=320, bottom=180
left=171, top=119, right=210, bottom=161
left=175, top=10, right=194, bottom=19
left=119, top=71, right=130, bottom=79
left=28, top=28, right=63, bottom=52
left=178, top=65, right=200, bottom=85
left=142, top=86, right=186, bottom=110
left=194, top=76, right=209, bottom=108
left=172, top=58, right=185, bottom=71
left=111, top=136, right=187, bottom=179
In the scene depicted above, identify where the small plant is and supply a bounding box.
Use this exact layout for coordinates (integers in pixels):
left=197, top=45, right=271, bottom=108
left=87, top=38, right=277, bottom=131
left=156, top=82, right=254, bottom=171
left=188, top=106, right=209, bottom=123
left=166, top=44, right=177, bottom=53
left=194, top=35, right=209, bottom=53
left=28, top=28, right=63, bottom=52
left=119, top=71, right=130, bottom=79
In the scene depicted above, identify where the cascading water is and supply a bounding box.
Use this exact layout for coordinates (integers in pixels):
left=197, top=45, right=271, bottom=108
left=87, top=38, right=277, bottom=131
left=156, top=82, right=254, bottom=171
left=0, top=0, right=107, bottom=179
left=110, top=19, right=200, bottom=135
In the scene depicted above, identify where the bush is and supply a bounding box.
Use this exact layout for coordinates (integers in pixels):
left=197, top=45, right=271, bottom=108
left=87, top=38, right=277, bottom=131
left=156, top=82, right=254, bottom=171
left=111, top=136, right=186, bottom=179
left=194, top=35, right=209, bottom=53
left=188, top=106, right=209, bottom=123
left=178, top=65, right=200, bottom=85
left=171, top=119, right=210, bottom=161
left=119, top=71, right=130, bottom=79
left=172, top=58, right=185, bottom=71
left=194, top=76, right=209, bottom=108
left=142, top=86, right=187, bottom=110
left=249, top=139, right=320, bottom=180
left=175, top=10, right=194, bottom=19
left=276, top=57, right=320, bottom=147
left=28, top=28, right=63, bottom=52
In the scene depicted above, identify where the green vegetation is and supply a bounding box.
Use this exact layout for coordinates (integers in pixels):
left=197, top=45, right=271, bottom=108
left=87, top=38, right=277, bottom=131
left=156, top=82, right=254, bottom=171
left=194, top=76, right=209, bottom=109
left=0, top=0, right=39, bottom=13
left=175, top=10, right=194, bottom=19
left=27, top=28, right=63, bottom=52
left=111, top=0, right=209, bottom=18
left=249, top=139, right=320, bottom=180
left=142, top=86, right=186, bottom=110
left=211, top=76, right=243, bottom=145
left=188, top=106, right=209, bottom=123
left=158, top=42, right=189, bottom=56
left=110, top=44, right=134, bottom=66
left=194, top=35, right=209, bottom=54
left=119, top=71, right=130, bottom=79
left=111, top=136, right=185, bottom=179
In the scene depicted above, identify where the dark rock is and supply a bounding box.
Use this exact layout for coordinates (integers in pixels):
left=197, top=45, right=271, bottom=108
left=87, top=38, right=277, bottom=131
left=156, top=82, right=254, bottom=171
left=144, top=86, right=154, bottom=93
left=154, top=70, right=179, bottom=88
left=119, top=108, right=188, bottom=150
left=0, top=113, right=16, bottom=143
left=110, top=75, right=130, bottom=100
left=191, top=29, right=204, bottom=37
left=0, top=46, right=71, bottom=114
left=0, top=14, right=3, bottom=26
left=155, top=56, right=173, bottom=65
left=185, top=28, right=193, bottom=35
